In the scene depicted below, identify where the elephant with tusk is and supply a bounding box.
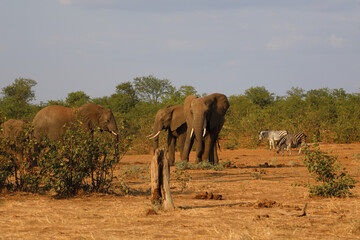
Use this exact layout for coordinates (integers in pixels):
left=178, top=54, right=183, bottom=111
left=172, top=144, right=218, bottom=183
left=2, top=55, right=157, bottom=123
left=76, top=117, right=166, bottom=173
left=33, top=103, right=118, bottom=142
left=148, top=105, right=187, bottom=166
left=181, top=93, right=229, bottom=164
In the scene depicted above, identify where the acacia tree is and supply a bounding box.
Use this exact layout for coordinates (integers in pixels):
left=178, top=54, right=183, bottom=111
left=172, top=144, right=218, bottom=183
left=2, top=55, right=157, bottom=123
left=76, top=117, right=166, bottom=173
left=108, top=82, right=138, bottom=114
left=0, top=78, right=38, bottom=120
left=133, top=75, right=174, bottom=104
left=162, top=85, right=198, bottom=105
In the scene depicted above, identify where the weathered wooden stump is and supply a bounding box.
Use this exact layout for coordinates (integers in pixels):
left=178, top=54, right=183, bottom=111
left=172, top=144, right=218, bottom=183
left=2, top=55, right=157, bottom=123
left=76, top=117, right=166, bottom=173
left=151, top=148, right=175, bottom=210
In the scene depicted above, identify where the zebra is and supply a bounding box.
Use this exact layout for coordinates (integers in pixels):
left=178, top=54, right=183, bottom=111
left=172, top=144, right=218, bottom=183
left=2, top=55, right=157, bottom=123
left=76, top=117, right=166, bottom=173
left=258, top=130, right=289, bottom=150
left=276, top=133, right=307, bottom=155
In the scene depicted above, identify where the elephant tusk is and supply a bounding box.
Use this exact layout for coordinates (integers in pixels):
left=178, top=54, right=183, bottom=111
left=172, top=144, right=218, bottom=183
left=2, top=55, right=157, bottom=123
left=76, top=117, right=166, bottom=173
left=203, top=128, right=206, bottom=138
left=148, top=131, right=161, bottom=139
left=111, top=131, right=118, bottom=136
left=190, top=128, right=194, bottom=139
left=146, top=133, right=153, bottom=138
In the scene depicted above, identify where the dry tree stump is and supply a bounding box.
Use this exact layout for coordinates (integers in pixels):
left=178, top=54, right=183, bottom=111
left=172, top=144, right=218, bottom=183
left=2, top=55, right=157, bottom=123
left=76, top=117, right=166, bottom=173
left=151, top=148, right=175, bottom=211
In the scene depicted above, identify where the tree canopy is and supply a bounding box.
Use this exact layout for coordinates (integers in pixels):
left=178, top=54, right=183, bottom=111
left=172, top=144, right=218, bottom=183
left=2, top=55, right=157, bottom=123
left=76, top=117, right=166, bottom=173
left=1, top=77, right=359, bottom=150
left=0, top=78, right=38, bottom=119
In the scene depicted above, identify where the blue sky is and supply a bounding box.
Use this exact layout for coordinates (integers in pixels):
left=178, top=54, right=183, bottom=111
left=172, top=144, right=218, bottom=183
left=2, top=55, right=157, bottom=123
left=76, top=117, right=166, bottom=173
left=1, top=0, right=359, bottom=103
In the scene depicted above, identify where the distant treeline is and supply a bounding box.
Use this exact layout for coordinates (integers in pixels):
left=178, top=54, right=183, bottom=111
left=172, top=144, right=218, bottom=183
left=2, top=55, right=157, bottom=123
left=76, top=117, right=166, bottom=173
left=1, top=77, right=359, bottom=151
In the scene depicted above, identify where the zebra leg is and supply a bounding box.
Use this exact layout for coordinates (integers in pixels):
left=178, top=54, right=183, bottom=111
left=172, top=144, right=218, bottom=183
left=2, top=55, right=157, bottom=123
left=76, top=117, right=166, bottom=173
left=288, top=144, right=292, bottom=156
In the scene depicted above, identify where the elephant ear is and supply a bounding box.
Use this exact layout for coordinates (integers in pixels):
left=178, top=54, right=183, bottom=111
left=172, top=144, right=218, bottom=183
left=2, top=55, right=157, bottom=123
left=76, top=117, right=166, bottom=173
left=79, top=103, right=102, bottom=130
left=170, top=105, right=186, bottom=131
left=204, top=93, right=230, bottom=129
left=204, top=93, right=229, bottom=115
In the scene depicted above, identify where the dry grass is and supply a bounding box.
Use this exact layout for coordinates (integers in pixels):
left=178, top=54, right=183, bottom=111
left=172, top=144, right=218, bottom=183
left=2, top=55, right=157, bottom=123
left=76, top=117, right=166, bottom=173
left=1, top=143, right=360, bottom=239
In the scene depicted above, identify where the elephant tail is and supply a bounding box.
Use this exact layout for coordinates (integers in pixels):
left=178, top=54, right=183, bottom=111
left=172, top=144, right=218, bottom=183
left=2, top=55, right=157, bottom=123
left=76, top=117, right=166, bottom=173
left=217, top=139, right=221, bottom=152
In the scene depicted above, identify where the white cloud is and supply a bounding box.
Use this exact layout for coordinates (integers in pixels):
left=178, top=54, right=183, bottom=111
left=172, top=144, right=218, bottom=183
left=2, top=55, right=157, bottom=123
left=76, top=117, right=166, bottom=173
left=265, top=34, right=304, bottom=51
left=328, top=34, right=347, bottom=47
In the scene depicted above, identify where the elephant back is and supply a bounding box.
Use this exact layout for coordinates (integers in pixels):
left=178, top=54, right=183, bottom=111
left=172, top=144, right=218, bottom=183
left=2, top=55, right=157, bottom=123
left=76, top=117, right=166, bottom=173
left=33, top=105, right=74, bottom=141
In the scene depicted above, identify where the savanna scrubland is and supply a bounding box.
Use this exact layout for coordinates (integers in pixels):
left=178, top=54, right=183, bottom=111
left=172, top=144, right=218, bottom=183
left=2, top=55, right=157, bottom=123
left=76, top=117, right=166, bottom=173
left=1, top=77, right=360, bottom=239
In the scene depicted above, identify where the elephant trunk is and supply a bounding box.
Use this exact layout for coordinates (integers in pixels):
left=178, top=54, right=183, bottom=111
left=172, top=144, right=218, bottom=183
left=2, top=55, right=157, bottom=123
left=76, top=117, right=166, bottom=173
left=107, top=114, right=119, bottom=138
left=193, top=116, right=206, bottom=163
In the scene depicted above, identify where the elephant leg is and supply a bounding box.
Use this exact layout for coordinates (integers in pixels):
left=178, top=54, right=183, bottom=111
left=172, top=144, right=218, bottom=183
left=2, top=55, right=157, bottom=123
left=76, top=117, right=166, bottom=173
left=177, top=132, right=186, bottom=160
left=208, top=132, right=220, bottom=164
left=202, top=134, right=211, bottom=162
left=195, top=141, right=204, bottom=164
left=213, top=141, right=219, bottom=165
left=167, top=132, right=176, bottom=166
left=181, top=128, right=194, bottom=162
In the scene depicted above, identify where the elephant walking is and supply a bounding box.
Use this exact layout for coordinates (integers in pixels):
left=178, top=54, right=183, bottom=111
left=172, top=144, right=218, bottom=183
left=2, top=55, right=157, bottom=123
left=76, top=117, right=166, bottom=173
left=181, top=93, right=229, bottom=164
left=33, top=103, right=118, bottom=142
left=148, top=105, right=187, bottom=166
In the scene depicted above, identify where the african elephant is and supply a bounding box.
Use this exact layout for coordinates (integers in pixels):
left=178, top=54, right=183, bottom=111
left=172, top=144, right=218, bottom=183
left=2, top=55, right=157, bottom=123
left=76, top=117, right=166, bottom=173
left=0, top=119, right=32, bottom=168
left=181, top=93, right=229, bottom=164
left=148, top=105, right=187, bottom=166
left=1, top=119, right=29, bottom=141
left=33, top=103, right=118, bottom=141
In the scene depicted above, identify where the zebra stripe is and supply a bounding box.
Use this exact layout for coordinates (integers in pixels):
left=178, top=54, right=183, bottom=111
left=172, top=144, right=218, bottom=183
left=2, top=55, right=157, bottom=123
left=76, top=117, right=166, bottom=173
left=258, top=130, right=289, bottom=150
left=276, top=133, right=307, bottom=155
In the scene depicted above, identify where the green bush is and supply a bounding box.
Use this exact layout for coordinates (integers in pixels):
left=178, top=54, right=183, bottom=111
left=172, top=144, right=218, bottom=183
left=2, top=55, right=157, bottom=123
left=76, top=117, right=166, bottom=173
left=0, top=144, right=15, bottom=191
left=0, top=120, right=130, bottom=197
left=304, top=143, right=356, bottom=197
left=38, top=121, right=127, bottom=197
left=0, top=125, right=38, bottom=192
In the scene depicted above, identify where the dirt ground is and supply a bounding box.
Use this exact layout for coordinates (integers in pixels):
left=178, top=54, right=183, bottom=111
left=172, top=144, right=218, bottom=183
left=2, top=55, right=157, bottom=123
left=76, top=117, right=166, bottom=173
left=1, top=143, right=360, bottom=240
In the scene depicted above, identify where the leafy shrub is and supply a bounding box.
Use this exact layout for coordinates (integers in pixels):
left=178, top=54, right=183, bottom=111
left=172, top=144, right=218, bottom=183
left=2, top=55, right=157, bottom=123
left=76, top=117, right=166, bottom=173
left=0, top=145, right=15, bottom=191
left=38, top=121, right=127, bottom=197
left=0, top=125, right=39, bottom=192
left=304, top=143, right=356, bottom=197
left=0, top=119, right=130, bottom=197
